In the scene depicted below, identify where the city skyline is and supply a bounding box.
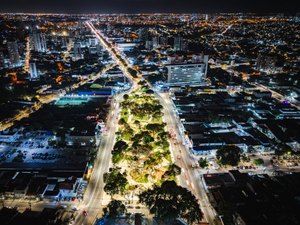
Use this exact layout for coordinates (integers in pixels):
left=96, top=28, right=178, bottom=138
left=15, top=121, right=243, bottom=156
left=0, top=12, right=299, bottom=225
left=0, top=0, right=299, bottom=14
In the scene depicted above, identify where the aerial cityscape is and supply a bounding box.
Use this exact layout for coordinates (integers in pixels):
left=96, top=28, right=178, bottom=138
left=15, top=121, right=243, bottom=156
left=0, top=3, right=299, bottom=225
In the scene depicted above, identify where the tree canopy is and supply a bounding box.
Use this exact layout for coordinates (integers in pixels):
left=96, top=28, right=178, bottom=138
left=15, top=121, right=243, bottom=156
left=123, top=94, right=129, bottom=100
left=103, top=200, right=127, bottom=217
left=216, top=145, right=241, bottom=166
left=138, top=180, right=203, bottom=224
left=198, top=158, right=209, bottom=169
left=113, top=140, right=128, bottom=153
left=275, top=144, right=294, bottom=156
left=253, top=158, right=264, bottom=166
left=103, top=168, right=128, bottom=196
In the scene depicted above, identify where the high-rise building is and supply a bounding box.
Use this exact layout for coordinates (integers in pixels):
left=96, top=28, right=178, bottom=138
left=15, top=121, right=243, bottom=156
left=166, top=63, right=208, bottom=85
left=96, top=44, right=103, bottom=56
left=173, top=36, right=188, bottom=51
left=159, top=36, right=168, bottom=46
left=166, top=55, right=209, bottom=85
left=145, top=40, right=153, bottom=50
left=139, top=28, right=149, bottom=42
left=89, top=38, right=98, bottom=47
left=61, top=37, right=68, bottom=48
left=73, top=42, right=83, bottom=60
left=152, top=36, right=159, bottom=48
left=173, top=36, right=182, bottom=51
left=0, top=51, right=5, bottom=68
left=29, top=62, right=38, bottom=80
left=192, top=53, right=209, bottom=64
left=30, top=29, right=47, bottom=52
left=7, top=41, right=20, bottom=66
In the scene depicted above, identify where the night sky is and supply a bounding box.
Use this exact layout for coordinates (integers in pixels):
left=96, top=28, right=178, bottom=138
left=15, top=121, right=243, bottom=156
left=0, top=0, right=299, bottom=14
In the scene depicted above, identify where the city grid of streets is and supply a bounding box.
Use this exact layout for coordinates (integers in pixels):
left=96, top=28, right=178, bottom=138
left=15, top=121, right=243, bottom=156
left=1, top=20, right=218, bottom=225
left=1, top=14, right=300, bottom=225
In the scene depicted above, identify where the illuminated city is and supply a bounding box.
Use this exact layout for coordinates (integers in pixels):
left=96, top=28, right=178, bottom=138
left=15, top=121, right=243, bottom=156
left=0, top=3, right=299, bottom=225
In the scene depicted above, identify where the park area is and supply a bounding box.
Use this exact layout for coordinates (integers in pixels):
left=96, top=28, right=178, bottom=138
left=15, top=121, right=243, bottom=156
left=104, top=83, right=180, bottom=196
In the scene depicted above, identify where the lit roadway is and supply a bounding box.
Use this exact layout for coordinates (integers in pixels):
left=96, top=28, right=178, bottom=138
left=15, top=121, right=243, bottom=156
left=155, top=92, right=220, bottom=225
left=0, top=64, right=114, bottom=132
left=85, top=21, right=141, bottom=80
left=0, top=20, right=139, bottom=225
left=0, top=63, right=118, bottom=224
left=71, top=21, right=138, bottom=225
left=74, top=94, right=119, bottom=225
left=221, top=66, right=300, bottom=110
left=86, top=20, right=218, bottom=225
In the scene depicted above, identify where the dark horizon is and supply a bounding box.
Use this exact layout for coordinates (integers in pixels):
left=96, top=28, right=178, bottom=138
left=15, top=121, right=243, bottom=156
left=0, top=0, right=299, bottom=14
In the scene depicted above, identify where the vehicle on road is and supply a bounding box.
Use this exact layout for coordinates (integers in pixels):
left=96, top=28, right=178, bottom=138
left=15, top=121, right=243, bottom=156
left=82, top=210, right=88, bottom=216
left=71, top=206, right=78, bottom=211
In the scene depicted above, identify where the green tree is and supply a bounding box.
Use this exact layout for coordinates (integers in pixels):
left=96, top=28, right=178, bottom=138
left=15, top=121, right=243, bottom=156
left=139, top=180, right=203, bottom=224
left=138, top=80, right=147, bottom=85
left=216, top=145, right=241, bottom=166
left=103, top=168, right=128, bottom=196
left=123, top=94, right=129, bottom=100
left=112, top=151, right=123, bottom=164
left=103, top=200, right=127, bottom=217
left=113, top=140, right=128, bottom=153
left=198, top=158, right=209, bottom=169
left=112, top=141, right=128, bottom=165
left=127, top=68, right=137, bottom=78
left=162, top=163, right=181, bottom=180
left=253, top=158, right=264, bottom=166
left=142, top=132, right=154, bottom=144
left=146, top=89, right=154, bottom=94
left=275, top=144, right=294, bottom=156
left=145, top=123, right=165, bottom=135
left=118, top=118, right=126, bottom=125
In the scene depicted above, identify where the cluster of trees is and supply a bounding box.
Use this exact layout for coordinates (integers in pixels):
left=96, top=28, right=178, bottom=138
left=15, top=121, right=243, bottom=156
left=128, top=102, right=163, bottom=119
left=103, top=200, right=126, bottom=217
left=145, top=123, right=165, bottom=135
left=114, top=89, right=171, bottom=176
left=121, top=93, right=163, bottom=122
left=162, top=163, right=181, bottom=180
left=103, top=85, right=203, bottom=225
left=111, top=140, right=128, bottom=164
left=275, top=144, right=295, bottom=156
left=253, top=158, right=264, bottom=166
left=216, top=145, right=241, bottom=166
left=198, top=158, right=209, bottom=169
left=103, top=168, right=128, bottom=196
left=127, top=68, right=138, bottom=78
left=139, top=180, right=203, bottom=224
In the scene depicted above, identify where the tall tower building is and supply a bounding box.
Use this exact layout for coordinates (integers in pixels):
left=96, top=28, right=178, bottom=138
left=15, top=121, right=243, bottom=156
left=173, top=36, right=187, bottom=51
left=30, top=29, right=47, bottom=52
left=166, top=55, right=209, bottom=85
left=159, top=36, right=168, bottom=46
left=0, top=51, right=5, bottom=68
left=145, top=40, right=153, bottom=50
left=89, top=37, right=98, bottom=47
left=152, top=36, right=159, bottom=48
left=139, top=28, right=149, bottom=42
left=29, top=62, right=38, bottom=80
left=73, top=42, right=83, bottom=60
left=96, top=44, right=103, bottom=56
left=166, top=63, right=207, bottom=85
left=7, top=41, right=20, bottom=66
